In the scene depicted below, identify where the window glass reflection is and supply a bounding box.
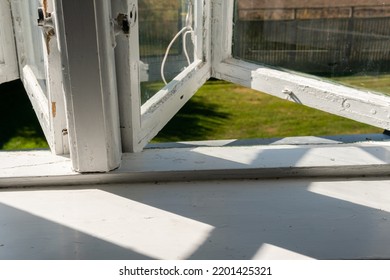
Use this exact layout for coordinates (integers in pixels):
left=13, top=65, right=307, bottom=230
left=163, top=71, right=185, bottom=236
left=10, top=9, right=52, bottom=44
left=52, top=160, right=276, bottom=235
left=139, top=0, right=195, bottom=104
left=233, top=0, right=390, bottom=95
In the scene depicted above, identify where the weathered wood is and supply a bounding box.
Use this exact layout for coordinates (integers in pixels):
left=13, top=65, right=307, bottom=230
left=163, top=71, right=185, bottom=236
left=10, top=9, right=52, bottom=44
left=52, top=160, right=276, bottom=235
left=354, top=6, right=390, bottom=18
left=44, top=0, right=69, bottom=155
left=234, top=5, right=390, bottom=74
left=112, top=0, right=142, bottom=153
left=8, top=0, right=69, bottom=155
left=238, top=0, right=390, bottom=20
left=215, top=58, right=390, bottom=130
left=21, top=66, right=51, bottom=145
left=55, top=0, right=121, bottom=172
left=0, top=0, right=19, bottom=84
left=238, top=0, right=390, bottom=10
left=240, top=7, right=390, bottom=21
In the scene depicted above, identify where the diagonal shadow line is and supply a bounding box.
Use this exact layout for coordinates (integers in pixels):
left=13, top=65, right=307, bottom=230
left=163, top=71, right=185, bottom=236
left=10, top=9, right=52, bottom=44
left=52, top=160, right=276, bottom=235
left=2, top=126, right=389, bottom=259
left=131, top=140, right=312, bottom=174
left=5, top=140, right=388, bottom=259
left=1, top=177, right=389, bottom=260
left=359, top=146, right=390, bottom=163
left=147, top=133, right=390, bottom=149
left=0, top=202, right=154, bottom=260
left=153, top=97, right=230, bottom=142
left=101, top=178, right=390, bottom=260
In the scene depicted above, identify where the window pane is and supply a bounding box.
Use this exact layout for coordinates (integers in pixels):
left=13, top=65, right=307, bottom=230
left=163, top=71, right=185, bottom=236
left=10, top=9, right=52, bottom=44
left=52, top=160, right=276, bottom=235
left=233, top=0, right=390, bottom=95
left=139, top=0, right=195, bottom=104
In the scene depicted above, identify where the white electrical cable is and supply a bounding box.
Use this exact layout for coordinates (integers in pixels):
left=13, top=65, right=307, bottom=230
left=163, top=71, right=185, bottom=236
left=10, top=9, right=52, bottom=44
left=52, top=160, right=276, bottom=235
left=161, top=0, right=194, bottom=85
left=183, top=30, right=194, bottom=65
left=160, top=26, right=192, bottom=85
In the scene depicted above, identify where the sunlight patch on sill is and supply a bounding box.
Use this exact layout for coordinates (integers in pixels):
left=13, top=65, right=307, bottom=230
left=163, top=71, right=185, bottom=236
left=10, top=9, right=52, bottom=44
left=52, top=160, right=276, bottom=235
left=191, top=143, right=390, bottom=168
left=253, top=243, right=315, bottom=260
left=0, top=188, right=214, bottom=259
left=308, top=180, right=390, bottom=213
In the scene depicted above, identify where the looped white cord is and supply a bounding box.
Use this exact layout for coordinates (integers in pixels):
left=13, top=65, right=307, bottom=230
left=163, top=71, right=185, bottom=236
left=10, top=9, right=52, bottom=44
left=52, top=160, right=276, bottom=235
left=183, top=30, right=194, bottom=65
left=161, top=0, right=195, bottom=85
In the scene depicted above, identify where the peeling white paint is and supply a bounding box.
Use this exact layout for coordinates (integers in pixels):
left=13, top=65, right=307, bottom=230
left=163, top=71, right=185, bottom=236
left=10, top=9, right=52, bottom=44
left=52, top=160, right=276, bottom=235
left=0, top=0, right=19, bottom=84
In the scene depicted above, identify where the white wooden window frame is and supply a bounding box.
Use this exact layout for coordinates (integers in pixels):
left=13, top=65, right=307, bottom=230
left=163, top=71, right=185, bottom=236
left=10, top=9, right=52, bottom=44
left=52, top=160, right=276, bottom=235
left=3, top=0, right=390, bottom=175
left=115, top=0, right=390, bottom=156
left=54, top=0, right=122, bottom=172
left=210, top=0, right=390, bottom=131
left=113, top=0, right=212, bottom=152
left=0, top=0, right=19, bottom=84
left=9, top=0, right=69, bottom=155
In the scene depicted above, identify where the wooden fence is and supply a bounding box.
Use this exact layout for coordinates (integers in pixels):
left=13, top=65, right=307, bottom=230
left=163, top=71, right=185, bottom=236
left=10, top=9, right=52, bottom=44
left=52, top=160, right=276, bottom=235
left=234, top=0, right=390, bottom=75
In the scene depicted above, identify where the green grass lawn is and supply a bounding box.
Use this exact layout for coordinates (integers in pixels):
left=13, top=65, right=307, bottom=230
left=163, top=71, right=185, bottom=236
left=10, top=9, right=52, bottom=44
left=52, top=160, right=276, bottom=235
left=153, top=79, right=382, bottom=142
left=0, top=80, right=49, bottom=150
left=0, top=78, right=384, bottom=151
left=332, top=74, right=390, bottom=96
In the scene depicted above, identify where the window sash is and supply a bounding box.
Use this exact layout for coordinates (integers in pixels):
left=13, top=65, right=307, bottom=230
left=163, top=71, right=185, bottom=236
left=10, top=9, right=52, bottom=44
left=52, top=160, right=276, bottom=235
left=211, top=0, right=390, bottom=130
left=54, top=0, right=121, bottom=172
left=7, top=0, right=389, bottom=175
left=10, top=0, right=69, bottom=155
left=114, top=0, right=211, bottom=152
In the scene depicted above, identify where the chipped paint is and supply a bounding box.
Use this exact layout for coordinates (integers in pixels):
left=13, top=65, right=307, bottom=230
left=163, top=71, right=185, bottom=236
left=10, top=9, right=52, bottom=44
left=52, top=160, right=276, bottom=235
left=42, top=0, right=48, bottom=15
left=51, top=102, right=56, bottom=118
left=38, top=2, right=55, bottom=55
left=44, top=28, right=55, bottom=55
left=116, top=13, right=130, bottom=35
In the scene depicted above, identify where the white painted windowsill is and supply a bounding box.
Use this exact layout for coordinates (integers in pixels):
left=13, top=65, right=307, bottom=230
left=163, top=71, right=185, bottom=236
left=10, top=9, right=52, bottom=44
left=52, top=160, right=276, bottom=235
left=1, top=134, right=390, bottom=188
left=1, top=134, right=390, bottom=260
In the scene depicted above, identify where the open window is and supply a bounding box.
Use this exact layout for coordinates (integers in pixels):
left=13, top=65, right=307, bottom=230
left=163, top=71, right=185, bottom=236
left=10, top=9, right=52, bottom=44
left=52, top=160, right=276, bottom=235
left=2, top=0, right=390, bottom=173
left=212, top=0, right=390, bottom=131
left=8, top=0, right=69, bottom=155
left=113, top=0, right=211, bottom=152
left=115, top=0, right=390, bottom=156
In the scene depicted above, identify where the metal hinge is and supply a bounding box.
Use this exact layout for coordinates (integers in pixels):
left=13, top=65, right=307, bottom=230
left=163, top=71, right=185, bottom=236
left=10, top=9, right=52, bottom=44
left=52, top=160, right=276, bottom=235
left=37, top=7, right=55, bottom=36
left=111, top=5, right=137, bottom=47
left=114, top=13, right=130, bottom=35
left=113, top=4, right=137, bottom=36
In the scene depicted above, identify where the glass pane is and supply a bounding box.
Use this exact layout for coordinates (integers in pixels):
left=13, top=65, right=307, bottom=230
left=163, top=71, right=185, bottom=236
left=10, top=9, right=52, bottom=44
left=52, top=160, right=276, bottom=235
left=233, top=0, right=390, bottom=96
left=20, top=0, right=46, bottom=92
left=139, top=0, right=195, bottom=104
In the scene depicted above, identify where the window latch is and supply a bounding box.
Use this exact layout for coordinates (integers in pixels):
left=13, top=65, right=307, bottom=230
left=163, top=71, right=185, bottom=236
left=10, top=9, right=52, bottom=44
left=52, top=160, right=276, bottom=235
left=113, top=4, right=137, bottom=37
left=114, top=13, right=130, bottom=36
